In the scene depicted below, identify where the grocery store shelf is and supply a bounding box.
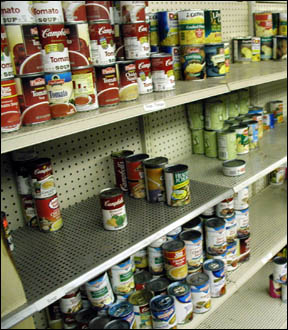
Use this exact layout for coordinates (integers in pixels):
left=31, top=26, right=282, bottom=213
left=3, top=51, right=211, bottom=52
left=1, top=61, right=286, bottom=155
left=183, top=123, right=287, bottom=192
left=1, top=180, right=231, bottom=329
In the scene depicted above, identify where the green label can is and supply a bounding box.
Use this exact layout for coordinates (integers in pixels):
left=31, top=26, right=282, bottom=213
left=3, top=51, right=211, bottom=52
left=204, top=10, right=222, bottom=44
left=238, top=89, right=249, bottom=115
left=228, top=92, right=240, bottom=118
left=204, top=100, right=225, bottom=130
left=192, top=129, right=204, bottom=154
left=261, top=36, right=273, bottom=60
left=235, top=125, right=249, bottom=155
left=187, top=101, right=204, bottom=129
left=180, top=44, right=206, bottom=80
left=216, top=95, right=229, bottom=120
left=204, top=130, right=218, bottom=158
left=217, top=129, right=237, bottom=160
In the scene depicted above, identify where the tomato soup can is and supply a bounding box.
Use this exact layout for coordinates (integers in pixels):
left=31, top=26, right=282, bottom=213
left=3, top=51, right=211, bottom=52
left=100, top=187, right=127, bottom=231
left=148, top=236, right=166, bottom=276
left=33, top=1, right=64, bottom=24
left=1, top=24, right=14, bottom=80
left=122, top=22, right=150, bottom=59
left=205, top=43, right=225, bottom=77
left=128, top=289, right=153, bottom=329
left=178, top=10, right=205, bottom=45
left=269, top=100, right=284, bottom=124
left=62, top=1, right=87, bottom=22
left=143, top=157, right=168, bottom=203
left=273, top=257, right=287, bottom=284
left=117, top=60, right=139, bottom=101
left=134, top=271, right=152, bottom=291
left=180, top=44, right=206, bottom=81
left=167, top=282, right=193, bottom=325
left=254, top=12, right=273, bottom=37
left=60, top=288, right=82, bottom=314
left=1, top=1, right=35, bottom=24
left=205, top=217, right=227, bottom=255
left=110, top=258, right=135, bottom=296
left=1, top=78, right=21, bottom=133
left=217, top=129, right=237, bottom=161
left=20, top=194, right=38, bottom=227
left=95, top=64, right=119, bottom=106
left=5, top=24, right=43, bottom=75
left=203, top=259, right=226, bottom=298
left=261, top=36, right=273, bottom=60
left=134, top=57, right=153, bottom=94
left=269, top=274, right=282, bottom=299
left=45, top=71, right=76, bottom=118
left=226, top=241, right=238, bottom=272
left=183, top=217, right=202, bottom=235
left=204, top=10, right=222, bottom=44
left=160, top=46, right=181, bottom=80
left=86, top=1, right=113, bottom=22
left=216, top=196, right=234, bottom=219
left=150, top=295, right=177, bottom=329
left=120, top=1, right=147, bottom=24
left=151, top=53, right=175, bottom=91
left=186, top=272, right=211, bottom=314
left=111, top=150, right=134, bottom=192
left=235, top=208, right=249, bottom=238
left=163, top=240, right=188, bottom=281
left=15, top=73, right=51, bottom=125
left=192, top=129, right=204, bottom=155
left=125, top=153, right=149, bottom=199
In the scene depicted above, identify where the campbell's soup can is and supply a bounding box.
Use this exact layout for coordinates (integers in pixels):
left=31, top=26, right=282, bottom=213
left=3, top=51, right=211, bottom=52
left=72, top=66, right=98, bottom=111
left=120, top=1, right=147, bottom=24
left=151, top=53, right=175, bottom=91
left=65, top=22, right=92, bottom=68
left=45, top=71, right=76, bottom=118
left=160, top=46, right=182, bottom=80
left=117, top=61, right=139, bottom=102
left=88, top=21, right=116, bottom=65
left=114, top=24, right=125, bottom=60
left=38, top=23, right=71, bottom=72
left=111, top=150, right=134, bottom=192
left=62, top=1, right=87, bottom=22
left=122, top=22, right=150, bottom=59
left=1, top=78, right=21, bottom=133
left=95, top=64, right=119, bottom=106
left=134, top=57, right=153, bottom=94
left=86, top=1, right=113, bottom=22
left=33, top=1, right=64, bottom=23
left=1, top=1, right=35, bottom=24
left=1, top=24, right=14, bottom=80
left=6, top=24, right=43, bottom=76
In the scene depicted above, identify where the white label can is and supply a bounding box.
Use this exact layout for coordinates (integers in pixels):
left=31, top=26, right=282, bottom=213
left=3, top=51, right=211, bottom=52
left=273, top=257, right=287, bottom=284
left=148, top=246, right=165, bottom=275
left=110, top=257, right=135, bottom=295
left=60, top=288, right=82, bottom=314
left=1, top=1, right=35, bottom=24
left=33, top=1, right=64, bottom=23
left=205, top=218, right=227, bottom=255
left=235, top=208, right=250, bottom=237
left=234, top=187, right=249, bottom=210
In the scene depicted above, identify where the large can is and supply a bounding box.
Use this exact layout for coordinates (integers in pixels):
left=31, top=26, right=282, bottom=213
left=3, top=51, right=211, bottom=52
left=235, top=208, right=250, bottom=238
left=270, top=167, right=286, bottom=185
left=273, top=35, right=287, bottom=60
left=150, top=295, right=177, bottom=329
left=204, top=10, right=222, bottom=44
left=254, top=12, right=273, bottom=37
left=151, top=53, right=175, bottom=91
left=1, top=24, right=14, bottom=80
left=226, top=241, right=238, bottom=272
left=167, top=282, right=193, bottom=325
left=128, top=289, right=153, bottom=329
left=1, top=1, right=35, bottom=24
left=217, top=129, right=237, bottom=161
left=160, top=46, right=181, bottom=81
left=108, top=302, right=137, bottom=329
left=269, top=100, right=284, bottom=124
left=203, top=259, right=226, bottom=298
left=187, top=102, right=204, bottom=129
left=192, top=129, right=204, bottom=154
left=117, top=61, right=139, bottom=102
left=1, top=78, right=21, bottom=133
left=273, top=257, right=287, bottom=284
left=180, top=44, right=206, bottom=81
left=134, top=270, right=152, bottom=291
left=122, top=22, right=150, bottom=59
left=95, top=64, right=120, bottom=106
left=178, top=10, right=205, bottom=45
left=15, top=73, right=51, bottom=126
left=183, top=217, right=202, bottom=235
left=224, top=42, right=230, bottom=72
left=204, top=130, right=218, bottom=158
left=33, top=1, right=64, bottom=23
left=157, top=11, right=179, bottom=46
left=186, top=272, right=211, bottom=314
left=62, top=1, right=87, bottom=22
left=60, top=288, right=82, bottom=314
left=163, top=240, right=188, bottom=281
left=146, top=277, right=170, bottom=296
left=149, top=12, right=159, bottom=49
left=85, top=1, right=113, bottom=22
left=110, top=258, right=135, bottom=296
left=235, top=124, right=249, bottom=155
left=147, top=236, right=166, bottom=276
left=261, top=36, right=273, bottom=60
left=143, top=157, right=168, bottom=203
left=234, top=187, right=249, bottom=210
left=164, top=164, right=190, bottom=207
left=166, top=226, right=182, bottom=241
left=100, top=188, right=127, bottom=231
left=120, top=1, right=147, bottom=24
left=216, top=196, right=234, bottom=219
left=252, top=36, right=261, bottom=62
left=224, top=214, right=237, bottom=243
left=205, top=217, right=227, bottom=255
left=134, top=57, right=153, bottom=94
left=205, top=100, right=225, bottom=130
left=88, top=21, right=116, bottom=66
left=125, top=153, right=149, bottom=199
left=45, top=71, right=76, bottom=118
left=205, top=43, right=225, bottom=77
left=233, top=37, right=252, bottom=63
left=5, top=24, right=43, bottom=75
left=279, top=13, right=287, bottom=36
left=111, top=150, right=134, bottom=192
left=247, top=120, right=259, bottom=150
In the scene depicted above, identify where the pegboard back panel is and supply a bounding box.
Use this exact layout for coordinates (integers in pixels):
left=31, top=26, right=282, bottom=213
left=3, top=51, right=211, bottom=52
left=253, top=2, right=287, bottom=13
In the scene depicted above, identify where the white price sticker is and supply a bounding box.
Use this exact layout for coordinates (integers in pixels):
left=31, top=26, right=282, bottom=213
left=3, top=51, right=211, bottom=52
left=35, top=288, right=64, bottom=311
left=143, top=100, right=166, bottom=112
left=261, top=252, right=273, bottom=265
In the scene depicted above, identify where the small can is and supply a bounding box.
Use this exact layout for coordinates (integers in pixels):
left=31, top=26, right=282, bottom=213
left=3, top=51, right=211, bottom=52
left=216, top=196, right=234, bottom=218
left=235, top=124, right=249, bottom=155
left=164, top=164, right=191, bottom=207
left=166, top=226, right=182, bottom=241
left=143, top=157, right=168, bottom=203
left=45, top=71, right=77, bottom=119
left=226, top=241, right=238, bottom=272
left=269, top=100, right=284, bottom=124
left=279, top=13, right=287, bottom=36
left=33, top=1, right=64, bottom=23
left=15, top=74, right=51, bottom=126
left=128, top=289, right=153, bottom=329
left=60, top=288, right=83, bottom=314
left=224, top=42, right=230, bottom=72
left=108, top=302, right=137, bottom=329
left=145, top=277, right=170, bottom=296
left=179, top=230, right=203, bottom=274
left=273, top=257, right=287, bottom=284
left=20, top=195, right=38, bottom=227
left=186, top=272, right=211, bottom=314
left=191, top=129, right=204, bottom=155
left=254, top=12, right=273, bottom=37
left=120, top=1, right=147, bottom=24
left=252, top=36, right=261, bottom=62
left=233, top=37, right=252, bottom=63
left=247, top=120, right=259, bottom=150
left=88, top=21, right=116, bottom=66
left=273, top=35, right=287, bottom=60
left=205, top=43, right=226, bottom=77
left=85, top=1, right=113, bottom=22
left=134, top=270, right=152, bottom=291
left=150, top=53, right=175, bottom=91
left=110, top=258, right=135, bottom=296
left=157, top=11, right=179, bottom=46
left=1, top=24, right=14, bottom=80
left=134, top=57, right=153, bottom=94
left=234, top=187, right=249, bottom=210
left=203, top=259, right=226, bottom=298
left=269, top=274, right=282, bottom=299
left=204, top=10, right=222, bottom=44
left=204, top=130, right=218, bottom=158
left=75, top=309, right=97, bottom=329
left=122, top=22, right=150, bottom=59
left=187, top=102, right=204, bottom=130
left=117, top=61, right=139, bottom=102
left=114, top=24, right=125, bottom=60
left=223, top=159, right=246, bottom=177
left=125, top=153, right=149, bottom=199
left=178, top=10, right=205, bottom=45
left=238, top=89, right=249, bottom=115
left=1, top=78, right=21, bottom=133
left=270, top=167, right=286, bottom=185
left=235, top=208, right=249, bottom=238
left=162, top=240, right=188, bottom=281
left=204, top=100, right=225, bottom=130
left=205, top=217, right=227, bottom=255
left=1, top=1, right=35, bottom=24
left=167, top=282, right=193, bottom=325
left=46, top=301, right=63, bottom=329
left=225, top=214, right=237, bottom=243
left=95, top=64, right=120, bottom=107
left=149, top=12, right=159, bottom=49
left=62, top=1, right=87, bottom=23
left=86, top=272, right=115, bottom=310
left=100, top=188, right=127, bottom=231
left=148, top=236, right=166, bottom=276
left=227, top=92, right=239, bottom=118
left=160, top=46, right=181, bottom=80
left=282, top=282, right=287, bottom=303
left=217, top=129, right=237, bottom=161
left=1, top=212, right=14, bottom=252
left=237, top=233, right=250, bottom=262
left=104, top=319, right=130, bottom=329
left=180, top=44, right=206, bottom=81
left=182, top=217, right=202, bottom=235
left=111, top=150, right=134, bottom=192
left=150, top=295, right=177, bottom=329
left=261, top=36, right=273, bottom=61
left=88, top=316, right=112, bottom=329
left=133, top=249, right=148, bottom=270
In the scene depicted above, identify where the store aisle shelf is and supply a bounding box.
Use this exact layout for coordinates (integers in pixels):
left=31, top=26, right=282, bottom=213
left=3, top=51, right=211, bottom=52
left=1, top=61, right=286, bottom=155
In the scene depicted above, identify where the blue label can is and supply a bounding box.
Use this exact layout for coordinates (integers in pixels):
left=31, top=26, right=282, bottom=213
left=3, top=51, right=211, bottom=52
left=203, top=259, right=226, bottom=298
left=205, top=43, right=225, bottom=77
left=150, top=295, right=177, bottom=329
left=269, top=113, right=275, bottom=128
left=157, top=11, right=179, bottom=46
left=108, top=302, right=137, bottom=329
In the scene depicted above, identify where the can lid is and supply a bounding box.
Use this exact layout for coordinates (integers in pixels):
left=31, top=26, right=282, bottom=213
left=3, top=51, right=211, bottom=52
left=15, top=72, right=45, bottom=78
left=108, top=302, right=133, bottom=318
left=104, top=320, right=130, bottom=329
left=134, top=270, right=152, bottom=284
left=183, top=217, right=202, bottom=229
left=89, top=316, right=112, bottom=330
left=128, top=289, right=153, bottom=306
left=179, top=230, right=201, bottom=241
left=203, top=258, right=225, bottom=271
left=164, top=164, right=188, bottom=174
left=111, top=150, right=134, bottom=158
left=186, top=272, right=209, bottom=286
left=75, top=309, right=97, bottom=324
left=167, top=282, right=190, bottom=297
left=143, top=157, right=168, bottom=168
left=273, top=256, right=287, bottom=265
left=125, top=153, right=149, bottom=162
left=162, top=239, right=185, bottom=252
left=146, top=278, right=170, bottom=292
left=205, top=217, right=226, bottom=229
left=223, top=159, right=246, bottom=168
left=150, top=295, right=174, bottom=312
left=100, top=188, right=123, bottom=198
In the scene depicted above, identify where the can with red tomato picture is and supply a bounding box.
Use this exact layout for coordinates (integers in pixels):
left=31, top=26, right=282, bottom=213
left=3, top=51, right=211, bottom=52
left=151, top=53, right=175, bottom=91
left=120, top=1, right=147, bottom=24
left=86, top=1, right=113, bottom=22
left=62, top=1, right=87, bottom=22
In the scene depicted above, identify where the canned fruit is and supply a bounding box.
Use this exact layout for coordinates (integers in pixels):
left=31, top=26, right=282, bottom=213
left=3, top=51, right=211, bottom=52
left=158, top=11, right=179, bottom=46
left=110, top=258, right=135, bottom=295
left=151, top=53, right=175, bottom=91
left=180, top=45, right=206, bottom=80
left=204, top=10, right=222, bottom=44
left=205, top=43, right=225, bottom=77
left=254, top=12, right=273, bottom=37
left=223, top=159, right=246, bottom=177
left=252, top=37, right=261, bottom=62
left=178, top=10, right=205, bottom=45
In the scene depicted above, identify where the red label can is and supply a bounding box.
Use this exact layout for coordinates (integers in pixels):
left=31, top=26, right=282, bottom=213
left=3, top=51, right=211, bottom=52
left=85, top=1, right=113, bottom=22
left=20, top=194, right=38, bottom=227
left=151, top=53, right=175, bottom=91
left=88, top=21, right=116, bottom=65
left=134, top=58, right=153, bottom=94
left=6, top=24, right=43, bottom=75
left=62, top=1, right=87, bottom=22
left=33, top=1, right=64, bottom=24
left=1, top=24, right=14, bottom=80
left=15, top=74, right=51, bottom=126
left=117, top=61, right=139, bottom=102
left=269, top=274, right=281, bottom=298
left=38, top=23, right=71, bottom=72
left=111, top=150, right=134, bottom=191
left=95, top=64, right=119, bottom=106
left=1, top=78, right=21, bottom=133
left=1, top=1, right=35, bottom=24
left=114, top=24, right=125, bottom=60
left=120, top=1, right=147, bottom=24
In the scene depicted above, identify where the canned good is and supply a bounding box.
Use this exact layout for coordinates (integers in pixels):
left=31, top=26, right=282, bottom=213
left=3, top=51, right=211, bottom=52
left=233, top=37, right=252, bottom=63
left=247, top=120, right=259, bottom=150
left=164, top=164, right=190, bottom=207
left=178, top=10, right=205, bottom=45
left=269, top=100, right=284, bottom=124
left=282, top=282, right=287, bottom=303
left=1, top=212, right=14, bottom=251
left=86, top=1, right=113, bottom=21
left=235, top=124, right=249, bottom=155
left=163, top=240, right=188, bottom=281
left=157, top=11, right=179, bottom=46
left=273, top=35, right=287, bottom=60
left=134, top=57, right=153, bottom=94
left=133, top=249, right=148, bottom=270
left=148, top=236, right=166, bottom=276
left=205, top=43, right=225, bottom=77
left=183, top=217, right=202, bottom=234
left=110, top=258, right=135, bottom=296
left=186, top=272, right=211, bottom=314
left=146, top=277, right=170, bottom=296
left=238, top=89, right=249, bottom=115
left=192, top=129, right=204, bottom=154
left=117, top=61, right=139, bottom=101
left=204, top=10, right=222, bottom=44
left=75, top=309, right=97, bottom=329
left=166, top=226, right=182, bottom=241
left=179, top=230, right=203, bottom=273
left=63, top=314, right=77, bottom=329
left=46, top=301, right=63, bottom=329
left=235, top=208, right=249, bottom=238
left=120, top=1, right=147, bottom=24
left=20, top=195, right=38, bottom=227
left=114, top=24, right=125, bottom=60
left=248, top=108, right=264, bottom=139
left=206, top=250, right=227, bottom=272
left=62, top=1, right=87, bottom=22
left=150, top=295, right=177, bottom=329
left=225, top=214, right=237, bottom=243
left=263, top=112, right=271, bottom=131
left=203, top=259, right=226, bottom=298
left=104, top=319, right=130, bottom=329
left=1, top=24, right=14, bottom=80
left=272, top=13, right=279, bottom=36
left=95, top=64, right=120, bottom=106
left=237, top=233, right=251, bottom=262
left=1, top=1, right=35, bottom=24
left=33, top=1, right=64, bottom=23
left=217, top=129, right=237, bottom=161
left=134, top=270, right=152, bottom=291
left=167, top=282, right=193, bottom=325
left=45, top=71, right=76, bottom=118
left=204, top=130, right=218, bottom=158
left=216, top=196, right=234, bottom=218
left=151, top=53, right=175, bottom=91
left=254, top=12, right=273, bottom=37
left=261, top=36, right=273, bottom=60
left=149, top=12, right=159, bottom=49
left=269, top=274, right=281, bottom=298
left=234, top=187, right=249, bottom=210
left=224, top=42, right=230, bottom=72
left=273, top=257, right=287, bottom=283
left=111, top=150, right=134, bottom=192
left=205, top=217, right=226, bottom=255
left=252, top=36, right=261, bottom=61
left=279, top=13, right=287, bottom=36
left=187, top=102, right=204, bottom=129
left=227, top=92, right=240, bottom=118
left=143, top=157, right=168, bottom=203
left=60, top=289, right=83, bottom=314
left=88, top=316, right=112, bottom=329
left=223, top=159, right=246, bottom=177
left=180, top=44, right=206, bottom=80
left=270, top=167, right=286, bottom=185
left=160, top=46, right=181, bottom=80
left=205, top=100, right=225, bottom=130
left=108, top=302, right=137, bottom=329
left=226, top=241, right=238, bottom=272
left=128, top=289, right=153, bottom=329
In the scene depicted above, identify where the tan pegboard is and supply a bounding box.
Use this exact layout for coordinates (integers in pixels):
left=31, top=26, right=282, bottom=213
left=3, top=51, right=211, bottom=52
left=253, top=1, right=287, bottom=13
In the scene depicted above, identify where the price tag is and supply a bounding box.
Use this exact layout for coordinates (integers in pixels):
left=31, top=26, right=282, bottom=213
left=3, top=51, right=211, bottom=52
left=261, top=252, right=273, bottom=265
left=34, top=288, right=64, bottom=311
left=143, top=100, right=166, bottom=112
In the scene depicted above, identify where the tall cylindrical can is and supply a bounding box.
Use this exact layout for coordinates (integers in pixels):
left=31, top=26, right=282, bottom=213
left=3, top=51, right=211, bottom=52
left=270, top=167, right=286, bottom=186
left=204, top=130, right=218, bottom=158
left=205, top=43, right=225, bottom=77
left=205, top=217, right=227, bottom=255
left=128, top=289, right=153, bottom=329
left=160, top=46, right=181, bottom=80
left=269, top=274, right=281, bottom=299
left=157, top=11, right=179, bottom=46
left=1, top=1, right=35, bottom=24
left=273, top=257, right=287, bottom=284
left=187, top=102, right=204, bottom=130
left=260, top=36, right=273, bottom=60
left=85, top=1, right=113, bottom=22
left=279, top=13, right=287, bottom=36
left=111, top=150, right=134, bottom=192
left=151, top=53, right=175, bottom=91
left=252, top=36, right=261, bottom=61
left=204, top=100, right=225, bottom=130
left=108, top=302, right=137, bottom=328
left=120, top=1, right=147, bottom=24
left=225, top=214, right=237, bottom=243
left=217, top=129, right=237, bottom=161
left=216, top=196, right=234, bottom=219
left=117, top=60, right=139, bottom=102
left=150, top=295, right=177, bottom=329
left=109, top=258, right=135, bottom=296
left=203, top=259, right=226, bottom=298
left=204, top=10, right=222, bottom=44
left=183, top=217, right=202, bottom=235
left=235, top=125, right=249, bottom=155
left=192, top=129, right=204, bottom=154
left=247, top=120, right=259, bottom=150
left=62, top=1, right=87, bottom=22
left=178, top=10, right=205, bottom=45
left=133, top=248, right=148, bottom=270
left=235, top=208, right=250, bottom=238
left=149, top=12, right=159, bottom=50
left=134, top=57, right=153, bottom=94
left=1, top=24, right=14, bottom=80
left=180, top=44, right=206, bottom=81
left=148, top=236, right=166, bottom=276
left=226, top=241, right=238, bottom=272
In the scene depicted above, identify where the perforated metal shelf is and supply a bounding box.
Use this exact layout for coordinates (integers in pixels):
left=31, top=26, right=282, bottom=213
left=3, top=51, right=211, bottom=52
left=1, top=180, right=231, bottom=329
